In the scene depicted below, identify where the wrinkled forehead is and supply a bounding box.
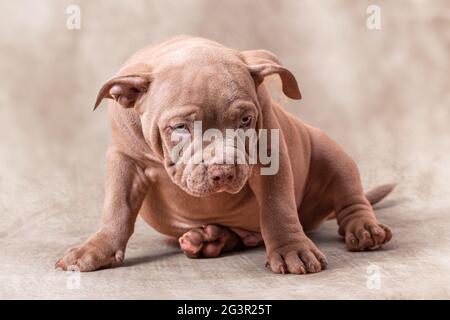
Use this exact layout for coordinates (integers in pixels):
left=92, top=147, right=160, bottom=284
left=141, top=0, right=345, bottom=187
left=149, top=49, right=256, bottom=108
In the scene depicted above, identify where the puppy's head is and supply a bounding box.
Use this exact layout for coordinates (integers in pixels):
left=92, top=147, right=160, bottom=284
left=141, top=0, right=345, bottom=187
left=95, top=39, right=301, bottom=197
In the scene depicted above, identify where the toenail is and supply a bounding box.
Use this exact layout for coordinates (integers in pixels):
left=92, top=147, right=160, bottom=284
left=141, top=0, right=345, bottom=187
left=67, top=264, right=80, bottom=272
left=115, top=250, right=124, bottom=263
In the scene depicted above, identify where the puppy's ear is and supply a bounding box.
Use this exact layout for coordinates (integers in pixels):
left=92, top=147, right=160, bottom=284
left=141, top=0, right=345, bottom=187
left=94, top=65, right=152, bottom=110
left=242, top=49, right=301, bottom=100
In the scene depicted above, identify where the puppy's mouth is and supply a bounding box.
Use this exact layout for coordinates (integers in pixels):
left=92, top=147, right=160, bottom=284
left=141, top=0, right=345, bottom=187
left=179, top=163, right=250, bottom=198
left=184, top=184, right=241, bottom=197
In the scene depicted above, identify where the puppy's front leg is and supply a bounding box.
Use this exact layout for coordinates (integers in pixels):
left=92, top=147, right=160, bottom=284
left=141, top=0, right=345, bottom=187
left=249, top=140, right=327, bottom=275
left=56, top=148, right=148, bottom=271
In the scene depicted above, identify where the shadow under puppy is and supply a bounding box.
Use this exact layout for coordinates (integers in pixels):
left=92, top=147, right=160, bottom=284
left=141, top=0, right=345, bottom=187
left=56, top=36, right=394, bottom=274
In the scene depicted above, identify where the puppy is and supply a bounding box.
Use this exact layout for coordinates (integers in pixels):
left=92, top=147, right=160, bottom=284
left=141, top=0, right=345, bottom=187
left=56, top=36, right=393, bottom=274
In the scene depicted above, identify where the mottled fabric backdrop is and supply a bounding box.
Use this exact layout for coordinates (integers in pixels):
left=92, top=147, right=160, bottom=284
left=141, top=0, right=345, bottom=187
left=0, top=0, right=449, bottom=298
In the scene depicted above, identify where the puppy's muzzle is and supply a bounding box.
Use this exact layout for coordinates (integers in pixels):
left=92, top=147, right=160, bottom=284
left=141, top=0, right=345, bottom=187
left=207, top=164, right=236, bottom=191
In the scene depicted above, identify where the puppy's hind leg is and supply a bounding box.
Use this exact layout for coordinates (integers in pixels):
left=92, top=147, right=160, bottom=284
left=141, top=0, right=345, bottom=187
left=331, top=160, right=393, bottom=251
left=179, top=225, right=263, bottom=258
left=309, top=130, right=393, bottom=251
left=179, top=225, right=241, bottom=258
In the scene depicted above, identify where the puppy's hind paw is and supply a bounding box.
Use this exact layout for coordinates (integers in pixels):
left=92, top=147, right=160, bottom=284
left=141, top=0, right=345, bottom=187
left=178, top=225, right=241, bottom=258
left=344, top=220, right=392, bottom=251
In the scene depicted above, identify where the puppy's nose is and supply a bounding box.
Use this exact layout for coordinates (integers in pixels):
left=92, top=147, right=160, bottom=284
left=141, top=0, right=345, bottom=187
left=207, top=164, right=236, bottom=187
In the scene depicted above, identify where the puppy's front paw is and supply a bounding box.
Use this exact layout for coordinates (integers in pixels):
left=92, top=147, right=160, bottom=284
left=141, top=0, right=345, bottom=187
left=344, top=220, right=392, bottom=251
left=55, top=234, right=124, bottom=272
left=266, top=238, right=328, bottom=275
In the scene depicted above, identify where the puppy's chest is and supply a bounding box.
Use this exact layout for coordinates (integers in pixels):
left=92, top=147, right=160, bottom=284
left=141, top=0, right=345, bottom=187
left=139, top=166, right=260, bottom=237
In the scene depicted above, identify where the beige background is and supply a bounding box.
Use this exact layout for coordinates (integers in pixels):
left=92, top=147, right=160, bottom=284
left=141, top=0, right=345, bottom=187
left=1, top=0, right=449, bottom=299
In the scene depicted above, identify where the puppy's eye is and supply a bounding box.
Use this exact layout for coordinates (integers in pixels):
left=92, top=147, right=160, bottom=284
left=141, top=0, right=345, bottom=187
left=172, top=123, right=189, bottom=132
left=240, top=115, right=252, bottom=127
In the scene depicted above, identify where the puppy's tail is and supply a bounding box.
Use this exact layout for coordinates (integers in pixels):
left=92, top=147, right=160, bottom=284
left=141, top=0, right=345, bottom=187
left=365, top=183, right=396, bottom=205
left=327, top=183, right=396, bottom=220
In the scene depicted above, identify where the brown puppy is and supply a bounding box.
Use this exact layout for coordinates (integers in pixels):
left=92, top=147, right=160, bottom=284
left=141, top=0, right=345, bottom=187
left=56, top=36, right=393, bottom=274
